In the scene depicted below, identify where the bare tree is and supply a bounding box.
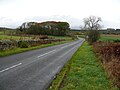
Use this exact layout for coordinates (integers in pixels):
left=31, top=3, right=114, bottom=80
left=83, top=16, right=102, bottom=30
left=82, top=16, right=102, bottom=44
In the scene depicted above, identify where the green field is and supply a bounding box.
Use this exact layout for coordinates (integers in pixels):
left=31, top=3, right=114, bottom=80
left=76, top=34, right=120, bottom=41
left=0, top=29, right=17, bottom=34
left=49, top=42, right=118, bottom=90
left=99, top=34, right=120, bottom=41
left=0, top=34, right=72, bottom=40
left=0, top=35, right=32, bottom=40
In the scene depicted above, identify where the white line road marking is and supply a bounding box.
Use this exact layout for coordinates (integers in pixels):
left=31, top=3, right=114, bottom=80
left=60, top=42, right=79, bottom=49
left=0, top=41, right=82, bottom=73
left=59, top=45, right=79, bottom=58
left=0, top=63, right=22, bottom=73
left=37, top=42, right=79, bottom=58
left=38, top=49, right=56, bottom=58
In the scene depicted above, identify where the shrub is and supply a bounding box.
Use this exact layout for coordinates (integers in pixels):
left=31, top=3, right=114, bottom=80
left=18, top=41, right=30, bottom=48
left=86, top=30, right=100, bottom=44
left=113, top=39, right=120, bottom=43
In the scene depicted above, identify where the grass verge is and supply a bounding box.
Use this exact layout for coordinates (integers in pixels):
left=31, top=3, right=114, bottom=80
left=0, top=40, right=72, bottom=57
left=48, top=42, right=118, bottom=90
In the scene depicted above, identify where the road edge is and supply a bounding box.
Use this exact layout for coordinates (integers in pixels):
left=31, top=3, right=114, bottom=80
left=47, top=39, right=85, bottom=90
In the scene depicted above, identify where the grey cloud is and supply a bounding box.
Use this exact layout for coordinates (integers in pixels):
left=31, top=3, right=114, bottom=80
left=1, top=15, right=120, bottom=29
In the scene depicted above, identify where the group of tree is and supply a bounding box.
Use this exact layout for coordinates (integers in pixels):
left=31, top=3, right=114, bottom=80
left=18, top=21, right=70, bottom=36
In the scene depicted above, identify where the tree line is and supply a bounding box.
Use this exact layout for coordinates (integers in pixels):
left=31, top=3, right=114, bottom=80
left=18, top=21, right=70, bottom=36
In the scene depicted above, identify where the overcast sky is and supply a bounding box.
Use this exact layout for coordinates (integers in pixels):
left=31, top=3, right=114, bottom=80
left=0, top=0, right=120, bottom=29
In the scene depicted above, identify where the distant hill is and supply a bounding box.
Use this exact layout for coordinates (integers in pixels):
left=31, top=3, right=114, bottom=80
left=0, top=27, right=13, bottom=30
left=70, top=29, right=80, bottom=31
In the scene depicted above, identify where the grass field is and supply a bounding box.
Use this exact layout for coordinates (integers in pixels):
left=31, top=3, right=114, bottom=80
left=0, top=29, right=16, bottom=35
left=49, top=42, right=118, bottom=90
left=77, top=34, right=120, bottom=41
left=0, top=35, right=32, bottom=40
left=0, top=34, right=72, bottom=40
left=99, top=34, right=120, bottom=41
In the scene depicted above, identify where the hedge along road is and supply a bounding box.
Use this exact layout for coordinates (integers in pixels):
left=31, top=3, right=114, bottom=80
left=0, top=39, right=84, bottom=90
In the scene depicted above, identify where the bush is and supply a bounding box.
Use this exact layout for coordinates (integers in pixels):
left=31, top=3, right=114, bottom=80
left=0, top=40, right=16, bottom=51
left=86, top=30, right=100, bottom=44
left=18, top=41, right=30, bottom=48
left=113, top=39, right=120, bottom=43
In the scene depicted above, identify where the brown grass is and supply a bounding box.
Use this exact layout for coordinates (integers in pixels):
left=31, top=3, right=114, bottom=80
left=93, top=42, right=120, bottom=88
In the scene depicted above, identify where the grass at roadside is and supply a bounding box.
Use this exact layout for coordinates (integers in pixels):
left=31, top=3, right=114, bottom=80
left=49, top=42, right=118, bottom=90
left=0, top=40, right=72, bottom=57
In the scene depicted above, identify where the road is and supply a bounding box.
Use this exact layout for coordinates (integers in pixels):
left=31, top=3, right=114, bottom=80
left=0, top=39, right=84, bottom=90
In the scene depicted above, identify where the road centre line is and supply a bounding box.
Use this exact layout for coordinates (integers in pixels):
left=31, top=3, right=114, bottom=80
left=37, top=42, right=79, bottom=58
left=38, top=49, right=56, bottom=58
left=59, top=45, right=79, bottom=58
left=60, top=42, right=77, bottom=49
left=0, top=63, right=22, bottom=73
